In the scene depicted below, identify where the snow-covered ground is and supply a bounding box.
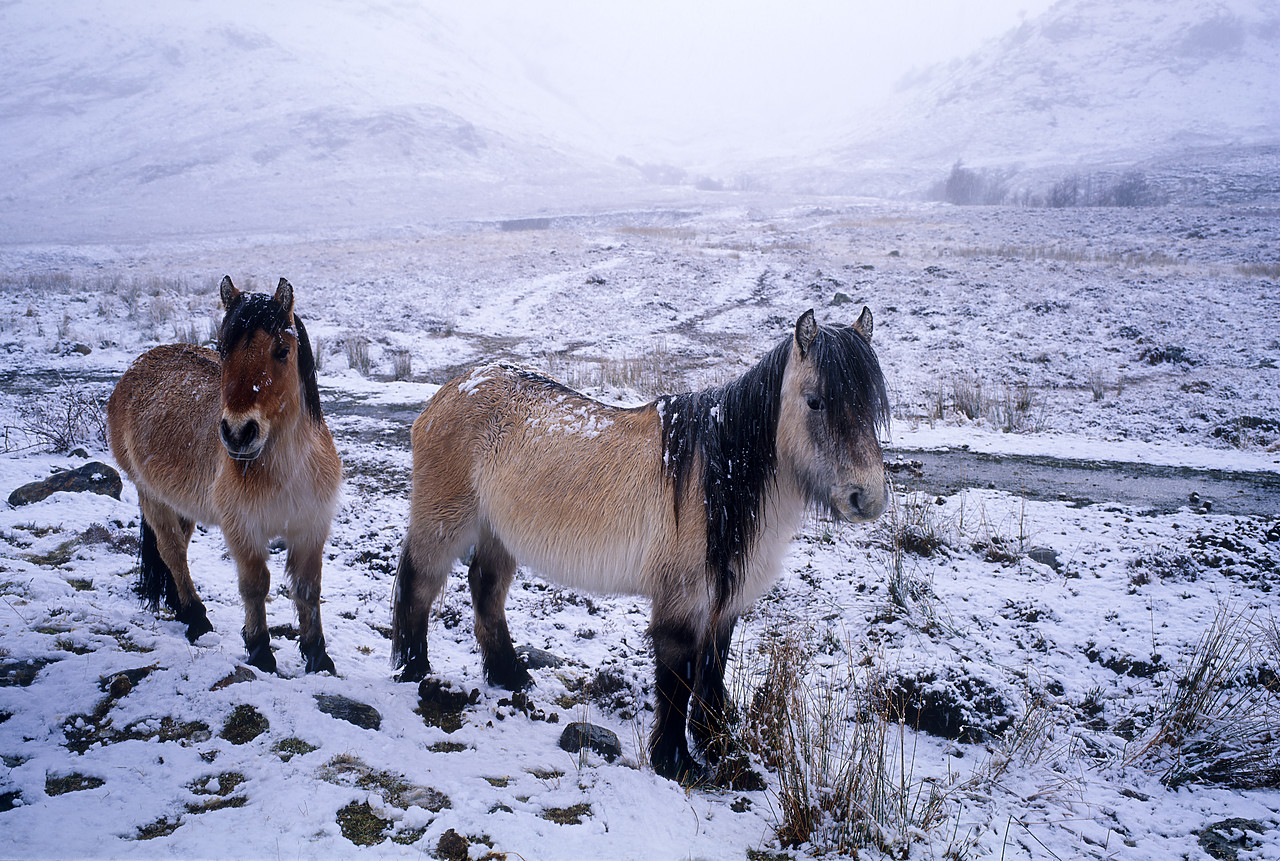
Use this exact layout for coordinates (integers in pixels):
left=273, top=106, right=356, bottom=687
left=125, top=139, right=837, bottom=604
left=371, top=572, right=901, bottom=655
left=1, top=200, right=1277, bottom=859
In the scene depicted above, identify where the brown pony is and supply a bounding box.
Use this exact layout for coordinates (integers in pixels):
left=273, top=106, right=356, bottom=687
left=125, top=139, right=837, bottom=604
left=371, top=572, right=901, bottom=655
left=392, top=308, right=889, bottom=782
left=108, top=277, right=342, bottom=674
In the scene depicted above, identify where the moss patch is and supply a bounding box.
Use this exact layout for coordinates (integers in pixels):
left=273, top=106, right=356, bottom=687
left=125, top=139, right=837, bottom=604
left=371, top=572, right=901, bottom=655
left=336, top=800, right=391, bottom=846
left=273, top=737, right=318, bottom=762
left=220, top=704, right=268, bottom=744
left=45, top=772, right=105, bottom=796
left=541, top=802, right=591, bottom=825
left=135, top=815, right=182, bottom=840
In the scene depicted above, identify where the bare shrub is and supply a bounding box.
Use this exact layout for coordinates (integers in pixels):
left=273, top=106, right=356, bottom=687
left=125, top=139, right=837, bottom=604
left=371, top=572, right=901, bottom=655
left=741, top=630, right=953, bottom=856
left=390, top=348, right=413, bottom=382
left=992, top=382, right=1043, bottom=433
left=345, top=333, right=371, bottom=376
left=311, top=336, right=328, bottom=374
left=950, top=373, right=985, bottom=420
left=543, top=342, right=682, bottom=398
left=1132, top=605, right=1280, bottom=789
left=1238, top=262, right=1280, bottom=279
left=5, top=378, right=108, bottom=453
left=930, top=160, right=1010, bottom=206
left=1088, top=369, right=1107, bottom=401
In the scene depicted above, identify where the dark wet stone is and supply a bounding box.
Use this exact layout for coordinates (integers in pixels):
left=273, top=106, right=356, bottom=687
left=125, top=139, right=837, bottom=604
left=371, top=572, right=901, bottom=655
left=8, top=462, right=122, bottom=506
left=1027, top=547, right=1061, bottom=571
left=210, top=665, right=258, bottom=691
left=882, top=671, right=1012, bottom=743
left=516, top=645, right=563, bottom=669
left=315, top=694, right=381, bottom=730
left=437, top=828, right=469, bottom=861
left=1198, top=818, right=1267, bottom=861
left=558, top=721, right=622, bottom=762
left=0, top=657, right=58, bottom=687
left=98, top=665, right=157, bottom=696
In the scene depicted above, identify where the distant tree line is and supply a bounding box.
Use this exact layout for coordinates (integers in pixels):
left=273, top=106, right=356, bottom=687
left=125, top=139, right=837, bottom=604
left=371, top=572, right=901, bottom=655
left=931, top=160, right=1167, bottom=207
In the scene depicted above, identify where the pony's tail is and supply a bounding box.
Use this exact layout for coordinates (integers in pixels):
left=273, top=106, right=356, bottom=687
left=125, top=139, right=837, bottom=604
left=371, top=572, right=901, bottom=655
left=136, top=516, right=176, bottom=613
left=390, top=540, right=417, bottom=668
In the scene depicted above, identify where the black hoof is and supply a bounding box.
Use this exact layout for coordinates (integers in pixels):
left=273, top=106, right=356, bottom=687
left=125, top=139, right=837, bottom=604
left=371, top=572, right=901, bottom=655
left=178, top=601, right=213, bottom=643
left=485, top=659, right=532, bottom=692
left=650, top=744, right=710, bottom=787
left=301, top=638, right=336, bottom=674
left=396, top=653, right=432, bottom=684
left=244, top=632, right=277, bottom=674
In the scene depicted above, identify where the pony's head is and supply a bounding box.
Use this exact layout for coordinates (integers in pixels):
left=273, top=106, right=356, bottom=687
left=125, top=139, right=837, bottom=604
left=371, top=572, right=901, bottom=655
left=216, top=276, right=320, bottom=461
left=778, top=308, right=889, bottom=522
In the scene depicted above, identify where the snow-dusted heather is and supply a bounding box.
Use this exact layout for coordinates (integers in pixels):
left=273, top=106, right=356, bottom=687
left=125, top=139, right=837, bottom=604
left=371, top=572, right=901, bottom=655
left=1, top=201, right=1278, bottom=859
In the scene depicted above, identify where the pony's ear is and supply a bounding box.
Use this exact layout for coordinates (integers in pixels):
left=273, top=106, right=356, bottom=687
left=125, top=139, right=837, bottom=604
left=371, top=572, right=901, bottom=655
left=853, top=306, right=873, bottom=343
left=273, top=278, right=295, bottom=319
left=219, top=275, right=239, bottom=309
left=795, top=309, right=818, bottom=357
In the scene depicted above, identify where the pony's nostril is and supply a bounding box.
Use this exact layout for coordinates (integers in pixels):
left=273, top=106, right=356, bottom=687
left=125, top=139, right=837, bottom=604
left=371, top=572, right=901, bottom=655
left=221, top=418, right=259, bottom=453
left=849, top=490, right=863, bottom=513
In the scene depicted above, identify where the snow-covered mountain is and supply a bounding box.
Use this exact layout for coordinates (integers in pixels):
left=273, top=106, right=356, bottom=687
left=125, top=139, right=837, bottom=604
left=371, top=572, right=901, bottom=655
left=821, top=0, right=1280, bottom=198
left=0, top=1, right=633, bottom=242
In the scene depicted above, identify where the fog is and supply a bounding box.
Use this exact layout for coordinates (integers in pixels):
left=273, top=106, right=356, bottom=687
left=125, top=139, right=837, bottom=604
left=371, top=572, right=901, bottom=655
left=458, top=0, right=1054, bottom=163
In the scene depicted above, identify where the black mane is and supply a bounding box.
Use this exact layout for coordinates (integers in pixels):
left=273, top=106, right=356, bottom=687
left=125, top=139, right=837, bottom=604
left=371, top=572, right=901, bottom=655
left=658, top=323, right=888, bottom=607
left=218, top=291, right=324, bottom=424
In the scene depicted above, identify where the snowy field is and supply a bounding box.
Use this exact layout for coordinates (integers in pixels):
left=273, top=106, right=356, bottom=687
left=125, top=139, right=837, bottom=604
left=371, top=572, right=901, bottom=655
left=1, top=199, right=1278, bottom=859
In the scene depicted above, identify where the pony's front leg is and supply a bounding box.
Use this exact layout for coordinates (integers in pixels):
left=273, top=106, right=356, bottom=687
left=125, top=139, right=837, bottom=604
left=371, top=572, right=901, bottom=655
left=287, top=541, right=335, bottom=674
left=649, top=618, right=707, bottom=785
left=689, top=615, right=738, bottom=764
left=226, top=531, right=276, bottom=673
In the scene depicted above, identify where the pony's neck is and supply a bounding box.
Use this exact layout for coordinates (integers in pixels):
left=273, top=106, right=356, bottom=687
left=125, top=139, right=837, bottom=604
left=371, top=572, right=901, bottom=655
left=660, top=336, right=791, bottom=605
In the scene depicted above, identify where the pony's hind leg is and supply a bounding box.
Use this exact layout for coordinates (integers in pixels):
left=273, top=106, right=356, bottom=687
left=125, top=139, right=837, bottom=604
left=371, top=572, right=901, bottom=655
left=286, top=541, right=334, bottom=674
left=391, top=529, right=453, bottom=683
left=468, top=531, right=530, bottom=691
left=136, top=494, right=211, bottom=642
left=689, top=615, right=739, bottom=765
left=648, top=617, right=706, bottom=785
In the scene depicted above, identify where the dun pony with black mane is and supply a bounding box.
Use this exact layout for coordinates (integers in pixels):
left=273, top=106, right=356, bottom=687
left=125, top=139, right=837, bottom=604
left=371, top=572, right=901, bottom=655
left=392, top=308, right=889, bottom=782
left=108, top=277, right=342, bottom=674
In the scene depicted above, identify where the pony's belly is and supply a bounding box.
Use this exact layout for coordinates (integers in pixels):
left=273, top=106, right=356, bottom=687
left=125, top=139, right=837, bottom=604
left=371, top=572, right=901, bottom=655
left=496, top=526, right=654, bottom=598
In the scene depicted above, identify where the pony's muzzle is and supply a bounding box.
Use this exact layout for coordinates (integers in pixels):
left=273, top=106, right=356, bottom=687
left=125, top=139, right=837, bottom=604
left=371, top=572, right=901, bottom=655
left=836, top=482, right=888, bottom=522
left=220, top=416, right=264, bottom=461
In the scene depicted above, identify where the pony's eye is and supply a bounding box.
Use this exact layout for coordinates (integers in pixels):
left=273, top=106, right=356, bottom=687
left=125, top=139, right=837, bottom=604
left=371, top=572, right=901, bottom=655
left=807, top=396, right=823, bottom=411
left=273, top=345, right=290, bottom=363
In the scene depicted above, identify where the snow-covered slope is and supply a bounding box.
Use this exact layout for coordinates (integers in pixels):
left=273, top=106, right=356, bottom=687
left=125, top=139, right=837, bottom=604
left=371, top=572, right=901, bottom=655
left=0, top=1, right=632, bottom=243
left=827, top=0, right=1280, bottom=193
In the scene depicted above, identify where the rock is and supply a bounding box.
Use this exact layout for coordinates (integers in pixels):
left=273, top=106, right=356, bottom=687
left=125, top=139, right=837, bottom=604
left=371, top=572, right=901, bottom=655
left=436, top=828, right=469, bottom=861
left=210, top=666, right=259, bottom=691
left=315, top=694, right=382, bottom=730
left=98, top=665, right=156, bottom=696
left=8, top=462, right=122, bottom=507
left=516, top=645, right=563, bottom=669
left=0, top=658, right=59, bottom=687
left=1198, top=818, right=1267, bottom=861
left=558, top=721, right=622, bottom=762
left=1027, top=547, right=1061, bottom=571
left=830, top=292, right=853, bottom=306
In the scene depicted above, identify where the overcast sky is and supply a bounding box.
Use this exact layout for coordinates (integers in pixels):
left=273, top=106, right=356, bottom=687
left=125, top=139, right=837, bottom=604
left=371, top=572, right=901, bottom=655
left=463, top=0, right=1058, bottom=162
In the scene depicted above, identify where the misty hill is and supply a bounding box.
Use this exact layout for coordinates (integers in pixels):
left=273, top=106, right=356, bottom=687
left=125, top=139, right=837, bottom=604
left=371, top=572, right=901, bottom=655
left=0, top=1, right=636, bottom=243
left=824, top=0, right=1280, bottom=202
